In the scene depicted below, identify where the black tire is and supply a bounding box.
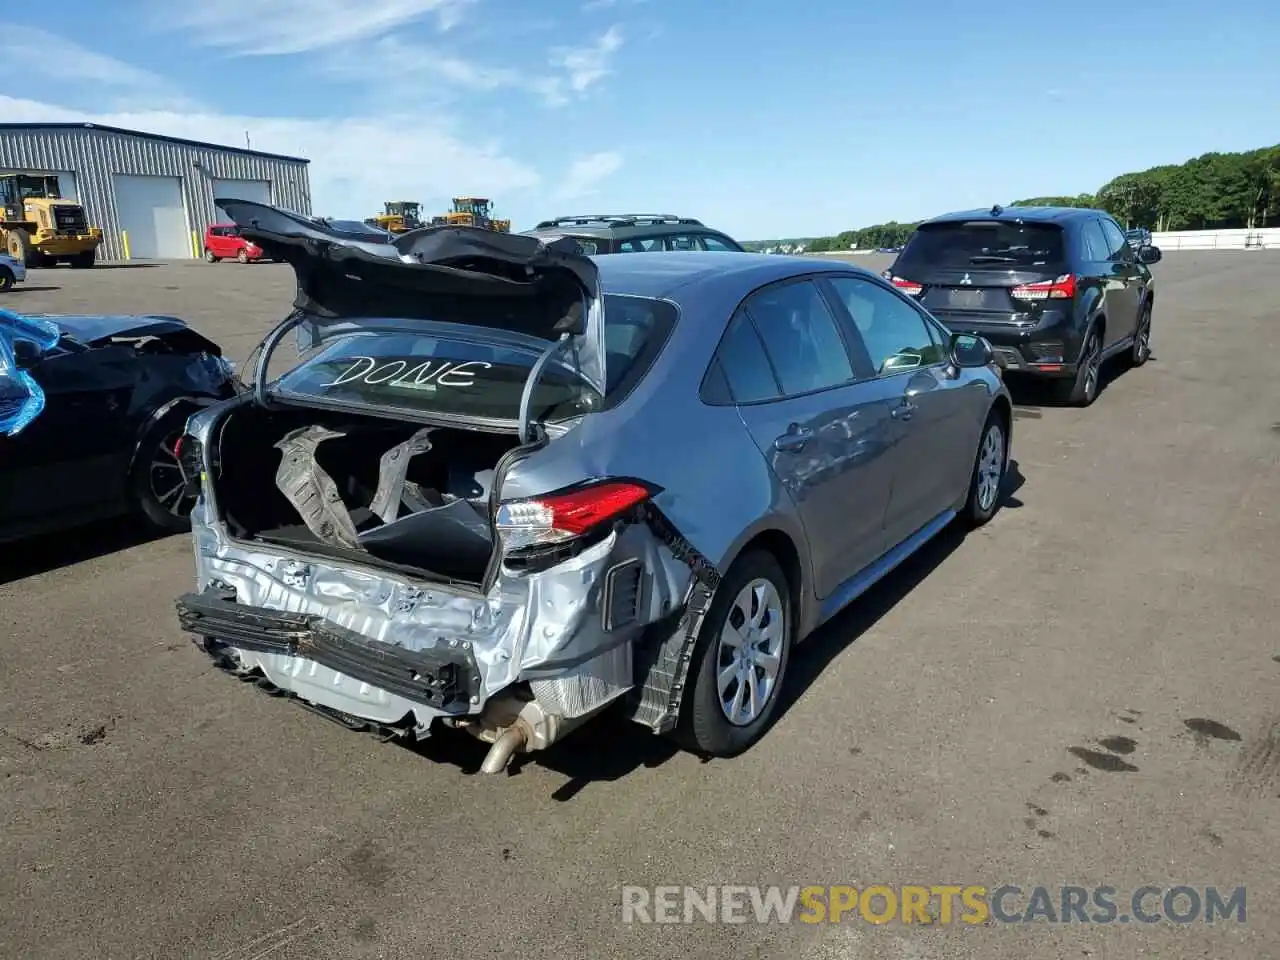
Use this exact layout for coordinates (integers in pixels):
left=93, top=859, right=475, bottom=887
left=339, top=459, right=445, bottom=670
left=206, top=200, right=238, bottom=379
left=961, top=411, right=1008, bottom=527
left=204, top=248, right=219, bottom=263
left=1130, top=302, right=1152, bottom=367
left=675, top=550, right=793, bottom=758
left=6, top=228, right=32, bottom=266
left=236, top=249, right=249, bottom=264
left=129, top=410, right=198, bottom=534
left=0, top=267, right=12, bottom=292
left=70, top=250, right=95, bottom=269
left=1060, top=326, right=1102, bottom=407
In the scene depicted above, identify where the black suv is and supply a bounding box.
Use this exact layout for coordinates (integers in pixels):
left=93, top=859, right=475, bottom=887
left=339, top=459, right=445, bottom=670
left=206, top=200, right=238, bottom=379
left=883, top=205, right=1162, bottom=406
left=523, top=214, right=744, bottom=254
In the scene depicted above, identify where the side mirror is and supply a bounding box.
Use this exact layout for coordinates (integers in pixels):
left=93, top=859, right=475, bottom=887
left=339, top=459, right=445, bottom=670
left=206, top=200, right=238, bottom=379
left=950, top=333, right=993, bottom=369
left=1137, top=245, right=1162, bottom=264
left=11, top=338, right=41, bottom=369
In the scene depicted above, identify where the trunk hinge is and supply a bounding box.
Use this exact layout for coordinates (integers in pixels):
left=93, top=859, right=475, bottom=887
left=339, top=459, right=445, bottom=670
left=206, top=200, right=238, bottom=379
left=274, top=424, right=364, bottom=550
left=369, top=426, right=435, bottom=522
left=518, top=332, right=571, bottom=443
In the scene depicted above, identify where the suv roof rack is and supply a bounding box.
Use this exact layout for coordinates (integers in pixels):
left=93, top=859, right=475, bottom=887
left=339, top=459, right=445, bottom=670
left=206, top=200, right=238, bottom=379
left=534, top=214, right=705, bottom=229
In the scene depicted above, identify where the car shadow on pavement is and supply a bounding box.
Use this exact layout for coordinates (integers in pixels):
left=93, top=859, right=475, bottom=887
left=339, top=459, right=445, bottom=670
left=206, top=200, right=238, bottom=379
left=1004, top=354, right=1155, bottom=407
left=773, top=462, right=1027, bottom=724
left=6, top=286, right=62, bottom=293
left=0, top=518, right=168, bottom=586
left=399, top=462, right=1029, bottom=797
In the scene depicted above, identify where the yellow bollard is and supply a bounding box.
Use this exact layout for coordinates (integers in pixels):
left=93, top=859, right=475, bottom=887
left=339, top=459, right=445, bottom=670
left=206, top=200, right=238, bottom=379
left=190, top=229, right=198, bottom=259
left=121, top=231, right=131, bottom=260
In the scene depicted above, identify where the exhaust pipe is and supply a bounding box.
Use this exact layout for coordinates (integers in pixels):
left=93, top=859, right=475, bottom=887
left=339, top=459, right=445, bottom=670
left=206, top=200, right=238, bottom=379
left=479, top=724, right=528, bottom=774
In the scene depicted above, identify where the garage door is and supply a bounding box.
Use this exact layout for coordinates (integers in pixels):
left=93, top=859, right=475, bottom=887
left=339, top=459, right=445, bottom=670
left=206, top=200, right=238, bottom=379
left=113, top=174, right=189, bottom=259
left=212, top=178, right=272, bottom=205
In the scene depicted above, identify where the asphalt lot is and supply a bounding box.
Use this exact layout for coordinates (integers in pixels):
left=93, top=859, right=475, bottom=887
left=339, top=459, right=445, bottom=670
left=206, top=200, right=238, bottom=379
left=2, top=252, right=1278, bottom=960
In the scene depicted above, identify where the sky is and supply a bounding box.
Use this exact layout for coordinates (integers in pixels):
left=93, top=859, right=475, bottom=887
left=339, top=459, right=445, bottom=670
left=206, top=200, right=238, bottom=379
left=0, top=0, right=1276, bottom=240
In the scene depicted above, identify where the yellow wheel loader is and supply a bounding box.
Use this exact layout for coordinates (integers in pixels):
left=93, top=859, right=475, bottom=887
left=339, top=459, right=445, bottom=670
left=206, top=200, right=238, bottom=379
left=0, top=174, right=103, bottom=268
left=364, top=201, right=423, bottom=233
left=438, top=197, right=511, bottom=232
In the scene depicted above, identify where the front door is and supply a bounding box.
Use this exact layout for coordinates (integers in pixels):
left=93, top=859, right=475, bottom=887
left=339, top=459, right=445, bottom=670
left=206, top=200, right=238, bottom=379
left=1097, top=217, right=1142, bottom=347
left=822, top=275, right=973, bottom=547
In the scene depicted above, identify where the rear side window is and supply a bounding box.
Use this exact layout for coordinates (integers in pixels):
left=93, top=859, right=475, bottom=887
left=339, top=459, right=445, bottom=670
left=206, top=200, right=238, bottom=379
left=716, top=309, right=780, bottom=403
left=744, top=280, right=853, bottom=395
left=1080, top=220, right=1108, bottom=261
left=664, top=235, right=699, bottom=251
left=701, top=235, right=742, bottom=252
left=618, top=237, right=665, bottom=252
left=898, top=221, right=1066, bottom=269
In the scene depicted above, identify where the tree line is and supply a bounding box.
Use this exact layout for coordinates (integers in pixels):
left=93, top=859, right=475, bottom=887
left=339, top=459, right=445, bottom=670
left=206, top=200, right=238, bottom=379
left=804, top=142, right=1280, bottom=252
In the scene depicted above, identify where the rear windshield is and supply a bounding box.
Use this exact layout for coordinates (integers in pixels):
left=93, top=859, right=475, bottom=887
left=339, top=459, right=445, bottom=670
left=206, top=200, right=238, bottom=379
left=273, top=294, right=675, bottom=422
left=898, top=221, right=1065, bottom=269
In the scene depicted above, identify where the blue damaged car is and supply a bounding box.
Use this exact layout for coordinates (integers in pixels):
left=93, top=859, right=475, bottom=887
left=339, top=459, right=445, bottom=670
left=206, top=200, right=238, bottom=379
left=0, top=308, right=240, bottom=544
left=174, top=200, right=1013, bottom=773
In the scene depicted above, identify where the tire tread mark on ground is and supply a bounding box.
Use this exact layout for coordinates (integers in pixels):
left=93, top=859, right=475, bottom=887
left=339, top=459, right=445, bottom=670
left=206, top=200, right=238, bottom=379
left=1234, top=717, right=1280, bottom=798
left=210, top=916, right=319, bottom=960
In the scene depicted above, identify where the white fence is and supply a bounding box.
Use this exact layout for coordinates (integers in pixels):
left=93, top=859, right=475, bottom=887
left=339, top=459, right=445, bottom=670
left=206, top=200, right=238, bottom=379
left=1150, top=228, right=1279, bottom=251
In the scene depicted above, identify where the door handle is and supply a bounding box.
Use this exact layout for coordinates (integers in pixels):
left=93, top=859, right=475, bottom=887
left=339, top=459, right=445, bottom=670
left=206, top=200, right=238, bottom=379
left=774, top=426, right=814, bottom=452
left=891, top=402, right=918, bottom=421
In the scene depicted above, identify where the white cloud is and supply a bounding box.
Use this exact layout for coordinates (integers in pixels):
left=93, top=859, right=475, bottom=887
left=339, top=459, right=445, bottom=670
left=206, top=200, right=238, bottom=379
left=0, top=26, right=197, bottom=111
left=0, top=94, right=540, bottom=221
left=551, top=26, right=624, bottom=93
left=164, top=0, right=478, bottom=56
left=554, top=151, right=623, bottom=201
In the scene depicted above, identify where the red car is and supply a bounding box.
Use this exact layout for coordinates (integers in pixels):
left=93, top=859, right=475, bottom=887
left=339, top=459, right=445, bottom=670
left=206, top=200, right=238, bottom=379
left=203, top=223, right=269, bottom=263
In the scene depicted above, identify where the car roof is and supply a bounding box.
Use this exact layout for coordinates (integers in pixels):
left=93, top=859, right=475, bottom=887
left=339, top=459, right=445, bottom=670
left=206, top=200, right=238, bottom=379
left=525, top=216, right=730, bottom=240
left=593, top=251, right=875, bottom=300
left=922, top=205, right=1106, bottom=226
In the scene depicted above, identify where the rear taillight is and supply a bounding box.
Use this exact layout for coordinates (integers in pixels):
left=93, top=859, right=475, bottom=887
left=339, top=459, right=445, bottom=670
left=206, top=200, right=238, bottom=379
left=496, top=479, right=655, bottom=552
left=1010, top=274, right=1075, bottom=301
left=889, top=276, right=922, bottom=296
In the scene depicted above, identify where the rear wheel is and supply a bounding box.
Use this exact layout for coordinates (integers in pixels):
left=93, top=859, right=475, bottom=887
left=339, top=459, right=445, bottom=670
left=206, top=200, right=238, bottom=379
left=676, top=550, right=792, bottom=758
left=961, top=412, right=1007, bottom=527
left=70, top=249, right=95, bottom=269
left=1060, top=327, right=1102, bottom=407
left=204, top=248, right=219, bottom=262
left=1130, top=302, right=1152, bottom=366
left=130, top=411, right=199, bottom=534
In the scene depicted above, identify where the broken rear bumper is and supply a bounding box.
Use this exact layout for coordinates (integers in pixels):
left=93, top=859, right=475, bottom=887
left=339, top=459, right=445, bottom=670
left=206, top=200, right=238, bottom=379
left=176, top=587, right=482, bottom=712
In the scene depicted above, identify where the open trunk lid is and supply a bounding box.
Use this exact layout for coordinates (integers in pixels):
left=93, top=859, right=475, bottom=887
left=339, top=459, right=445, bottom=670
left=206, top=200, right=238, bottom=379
left=216, top=199, right=608, bottom=413
left=888, top=218, right=1070, bottom=324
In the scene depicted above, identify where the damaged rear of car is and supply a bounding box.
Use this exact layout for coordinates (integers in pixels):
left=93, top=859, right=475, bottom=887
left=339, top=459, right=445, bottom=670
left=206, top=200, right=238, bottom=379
left=175, top=199, right=719, bottom=772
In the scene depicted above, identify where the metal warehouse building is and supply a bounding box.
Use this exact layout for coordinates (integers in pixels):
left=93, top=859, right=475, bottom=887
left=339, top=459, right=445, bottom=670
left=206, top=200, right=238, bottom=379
left=0, top=122, right=311, bottom=262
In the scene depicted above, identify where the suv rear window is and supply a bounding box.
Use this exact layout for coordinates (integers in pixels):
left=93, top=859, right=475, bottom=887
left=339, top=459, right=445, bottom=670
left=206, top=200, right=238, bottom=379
left=898, top=220, right=1066, bottom=269
left=273, top=294, right=675, bottom=422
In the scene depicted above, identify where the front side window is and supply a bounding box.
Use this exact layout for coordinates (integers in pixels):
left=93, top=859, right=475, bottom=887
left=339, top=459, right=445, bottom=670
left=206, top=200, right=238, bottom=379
left=827, top=277, right=947, bottom=376
left=1099, top=218, right=1133, bottom=261
left=1080, top=220, right=1108, bottom=261
left=744, top=280, right=853, bottom=395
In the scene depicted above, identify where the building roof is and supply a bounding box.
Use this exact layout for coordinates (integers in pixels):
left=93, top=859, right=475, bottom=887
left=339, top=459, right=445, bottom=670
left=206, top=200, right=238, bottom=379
left=0, top=122, right=309, bottom=164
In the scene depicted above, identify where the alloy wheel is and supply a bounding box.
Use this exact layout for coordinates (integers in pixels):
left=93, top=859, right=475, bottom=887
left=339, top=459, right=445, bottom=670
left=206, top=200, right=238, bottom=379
left=149, top=430, right=197, bottom=517
left=715, top=578, right=785, bottom=726
left=1082, top=334, right=1101, bottom=400
left=1135, top=312, right=1151, bottom=363
left=976, top=424, right=1005, bottom=512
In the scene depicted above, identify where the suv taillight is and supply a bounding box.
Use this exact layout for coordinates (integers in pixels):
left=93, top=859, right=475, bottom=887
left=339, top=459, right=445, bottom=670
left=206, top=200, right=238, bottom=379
left=496, top=479, right=656, bottom=553
left=1010, top=274, right=1075, bottom=301
left=889, top=276, right=922, bottom=296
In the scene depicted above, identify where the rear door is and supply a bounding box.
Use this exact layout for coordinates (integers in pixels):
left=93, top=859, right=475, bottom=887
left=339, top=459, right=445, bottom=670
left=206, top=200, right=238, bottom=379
left=824, top=274, right=982, bottom=546
left=894, top=219, right=1071, bottom=332
left=1096, top=216, right=1142, bottom=346
left=722, top=278, right=898, bottom=596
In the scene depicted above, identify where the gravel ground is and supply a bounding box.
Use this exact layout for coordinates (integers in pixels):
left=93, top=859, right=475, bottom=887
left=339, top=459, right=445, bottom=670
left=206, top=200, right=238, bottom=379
left=0, top=251, right=1277, bottom=960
